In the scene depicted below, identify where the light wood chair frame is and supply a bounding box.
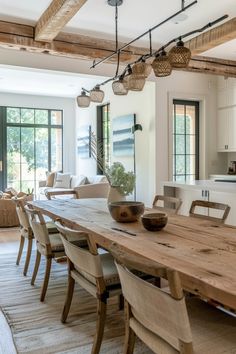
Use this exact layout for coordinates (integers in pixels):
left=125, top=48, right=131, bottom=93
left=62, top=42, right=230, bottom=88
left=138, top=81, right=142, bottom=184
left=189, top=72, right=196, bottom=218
left=152, top=195, right=182, bottom=214
left=45, top=190, right=76, bottom=200
left=13, top=198, right=34, bottom=276
left=189, top=200, right=230, bottom=223
left=55, top=221, right=122, bottom=354
left=110, top=242, right=194, bottom=354
left=25, top=205, right=67, bottom=302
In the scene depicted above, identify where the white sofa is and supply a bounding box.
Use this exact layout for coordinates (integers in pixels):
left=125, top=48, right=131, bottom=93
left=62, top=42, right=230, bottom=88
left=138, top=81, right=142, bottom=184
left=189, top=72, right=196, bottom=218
left=38, top=174, right=109, bottom=200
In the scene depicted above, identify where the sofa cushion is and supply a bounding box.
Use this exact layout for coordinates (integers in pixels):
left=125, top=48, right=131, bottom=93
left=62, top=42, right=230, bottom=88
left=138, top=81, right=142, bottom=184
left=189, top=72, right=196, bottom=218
left=71, top=175, right=87, bottom=189
left=46, top=171, right=56, bottom=187
left=54, top=173, right=71, bottom=188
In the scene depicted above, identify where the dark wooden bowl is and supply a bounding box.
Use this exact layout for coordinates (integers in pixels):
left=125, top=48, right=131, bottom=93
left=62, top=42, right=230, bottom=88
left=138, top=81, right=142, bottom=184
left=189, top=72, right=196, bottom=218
left=141, top=212, right=168, bottom=231
left=108, top=201, right=145, bottom=223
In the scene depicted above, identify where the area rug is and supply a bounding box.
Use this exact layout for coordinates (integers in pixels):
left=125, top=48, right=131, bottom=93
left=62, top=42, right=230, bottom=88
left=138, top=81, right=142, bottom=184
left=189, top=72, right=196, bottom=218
left=0, top=251, right=152, bottom=354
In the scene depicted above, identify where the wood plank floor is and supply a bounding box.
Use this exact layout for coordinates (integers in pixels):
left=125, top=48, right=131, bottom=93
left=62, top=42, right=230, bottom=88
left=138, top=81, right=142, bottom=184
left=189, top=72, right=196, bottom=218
left=0, top=228, right=19, bottom=354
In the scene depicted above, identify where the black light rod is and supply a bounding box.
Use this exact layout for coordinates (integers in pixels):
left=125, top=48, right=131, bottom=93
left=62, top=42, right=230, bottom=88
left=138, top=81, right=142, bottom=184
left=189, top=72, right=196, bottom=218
left=90, top=0, right=197, bottom=69
left=155, top=14, right=229, bottom=55
left=94, top=14, right=229, bottom=88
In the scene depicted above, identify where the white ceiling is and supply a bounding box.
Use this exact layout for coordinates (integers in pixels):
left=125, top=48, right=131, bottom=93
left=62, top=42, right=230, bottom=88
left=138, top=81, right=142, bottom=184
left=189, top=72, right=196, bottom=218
left=0, top=66, right=105, bottom=97
left=0, top=0, right=235, bottom=48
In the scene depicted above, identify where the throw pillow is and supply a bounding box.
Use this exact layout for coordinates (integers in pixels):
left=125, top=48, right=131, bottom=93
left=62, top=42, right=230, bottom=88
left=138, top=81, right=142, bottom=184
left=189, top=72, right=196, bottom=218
left=46, top=171, right=56, bottom=187
left=53, top=173, right=71, bottom=188
left=5, top=187, right=18, bottom=197
left=71, top=175, right=87, bottom=188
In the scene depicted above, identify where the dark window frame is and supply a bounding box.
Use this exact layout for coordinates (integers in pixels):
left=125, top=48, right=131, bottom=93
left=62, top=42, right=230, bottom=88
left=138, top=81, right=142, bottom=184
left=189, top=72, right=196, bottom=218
left=0, top=106, right=63, bottom=191
left=173, top=99, right=200, bottom=182
left=96, top=103, right=110, bottom=175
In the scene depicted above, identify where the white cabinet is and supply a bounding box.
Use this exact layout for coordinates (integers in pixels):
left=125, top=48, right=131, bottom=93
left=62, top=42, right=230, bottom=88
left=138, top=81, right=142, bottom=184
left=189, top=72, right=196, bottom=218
left=217, top=107, right=236, bottom=152
left=217, top=78, right=236, bottom=108
left=175, top=188, right=209, bottom=216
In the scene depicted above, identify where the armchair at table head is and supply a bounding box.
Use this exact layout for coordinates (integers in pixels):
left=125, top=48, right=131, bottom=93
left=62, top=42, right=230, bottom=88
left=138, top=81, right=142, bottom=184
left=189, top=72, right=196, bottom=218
left=110, top=242, right=236, bottom=354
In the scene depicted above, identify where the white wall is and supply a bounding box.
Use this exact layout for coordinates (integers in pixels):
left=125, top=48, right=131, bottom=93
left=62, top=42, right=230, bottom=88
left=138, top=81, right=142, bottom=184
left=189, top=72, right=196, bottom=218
left=77, top=81, right=156, bottom=206
left=0, top=92, right=77, bottom=174
left=154, top=71, right=226, bottom=193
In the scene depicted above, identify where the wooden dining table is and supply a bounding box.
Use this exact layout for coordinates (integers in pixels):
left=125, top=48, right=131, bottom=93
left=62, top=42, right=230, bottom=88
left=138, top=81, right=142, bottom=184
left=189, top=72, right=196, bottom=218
left=30, top=198, right=236, bottom=311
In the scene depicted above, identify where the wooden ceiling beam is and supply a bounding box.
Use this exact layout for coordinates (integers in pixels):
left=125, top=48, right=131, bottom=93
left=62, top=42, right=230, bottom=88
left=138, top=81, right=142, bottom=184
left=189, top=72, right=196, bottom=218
left=35, top=0, right=87, bottom=42
left=182, top=56, right=236, bottom=78
left=185, top=17, right=236, bottom=56
left=0, top=21, right=235, bottom=77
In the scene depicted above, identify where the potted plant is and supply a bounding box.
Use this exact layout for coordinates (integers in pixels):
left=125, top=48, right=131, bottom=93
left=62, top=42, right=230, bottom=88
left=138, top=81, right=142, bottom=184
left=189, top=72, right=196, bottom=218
left=106, top=162, right=135, bottom=202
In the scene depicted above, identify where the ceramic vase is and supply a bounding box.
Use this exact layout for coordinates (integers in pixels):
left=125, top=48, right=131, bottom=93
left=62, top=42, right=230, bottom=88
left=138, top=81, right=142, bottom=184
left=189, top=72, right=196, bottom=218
left=107, top=186, right=126, bottom=203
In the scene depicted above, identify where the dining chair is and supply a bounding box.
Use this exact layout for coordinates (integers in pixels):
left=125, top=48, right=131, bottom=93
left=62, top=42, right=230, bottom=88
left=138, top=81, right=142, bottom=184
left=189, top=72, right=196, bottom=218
left=152, top=195, right=182, bottom=214
left=55, top=221, right=122, bottom=354
left=13, top=198, right=60, bottom=276
left=110, top=243, right=236, bottom=354
left=25, top=205, right=87, bottom=302
left=13, top=198, right=34, bottom=276
left=189, top=200, right=230, bottom=223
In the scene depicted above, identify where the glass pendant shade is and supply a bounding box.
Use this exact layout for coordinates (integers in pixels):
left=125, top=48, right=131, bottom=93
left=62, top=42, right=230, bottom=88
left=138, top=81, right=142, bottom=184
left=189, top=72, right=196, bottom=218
left=127, top=74, right=146, bottom=91
left=90, top=85, right=105, bottom=103
left=112, top=79, right=128, bottom=95
left=132, top=61, right=152, bottom=78
left=152, top=51, right=172, bottom=77
left=168, top=40, right=191, bottom=68
left=77, top=91, right=91, bottom=107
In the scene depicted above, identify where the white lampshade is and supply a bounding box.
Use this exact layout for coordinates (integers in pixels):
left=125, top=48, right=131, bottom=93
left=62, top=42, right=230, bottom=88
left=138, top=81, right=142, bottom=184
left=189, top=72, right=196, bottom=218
left=90, top=85, right=105, bottom=103
left=77, top=91, right=91, bottom=108
left=112, top=79, right=128, bottom=95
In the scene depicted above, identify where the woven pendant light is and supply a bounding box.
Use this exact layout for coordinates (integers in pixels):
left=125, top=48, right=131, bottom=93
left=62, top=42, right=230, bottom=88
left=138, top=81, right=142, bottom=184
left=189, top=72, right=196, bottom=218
left=90, top=85, right=105, bottom=103
left=128, top=74, right=146, bottom=91
left=77, top=90, right=91, bottom=108
left=112, top=79, right=128, bottom=95
left=168, top=40, right=191, bottom=68
left=152, top=50, right=172, bottom=77
left=132, top=60, right=152, bottom=78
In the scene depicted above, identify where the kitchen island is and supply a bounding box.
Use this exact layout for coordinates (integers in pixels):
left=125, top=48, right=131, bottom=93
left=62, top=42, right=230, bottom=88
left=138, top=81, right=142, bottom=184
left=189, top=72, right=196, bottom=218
left=162, top=180, right=236, bottom=226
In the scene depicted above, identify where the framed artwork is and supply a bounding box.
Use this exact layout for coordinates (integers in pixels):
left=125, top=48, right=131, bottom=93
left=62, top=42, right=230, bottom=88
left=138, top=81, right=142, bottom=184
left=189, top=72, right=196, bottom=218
left=77, top=125, right=91, bottom=159
left=112, top=114, right=136, bottom=157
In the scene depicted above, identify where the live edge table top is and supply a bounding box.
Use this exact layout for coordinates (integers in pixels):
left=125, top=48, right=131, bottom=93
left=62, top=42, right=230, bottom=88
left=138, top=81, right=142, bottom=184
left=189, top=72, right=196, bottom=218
left=30, top=198, right=236, bottom=310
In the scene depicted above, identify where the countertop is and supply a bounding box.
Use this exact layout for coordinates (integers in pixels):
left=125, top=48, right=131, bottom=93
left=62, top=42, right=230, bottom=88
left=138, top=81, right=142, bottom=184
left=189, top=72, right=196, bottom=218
left=162, top=180, right=236, bottom=193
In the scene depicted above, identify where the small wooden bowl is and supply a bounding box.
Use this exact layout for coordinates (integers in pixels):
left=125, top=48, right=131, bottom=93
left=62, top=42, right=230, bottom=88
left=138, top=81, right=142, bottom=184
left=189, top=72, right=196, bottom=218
left=141, top=212, right=168, bottom=231
left=108, top=201, right=145, bottom=223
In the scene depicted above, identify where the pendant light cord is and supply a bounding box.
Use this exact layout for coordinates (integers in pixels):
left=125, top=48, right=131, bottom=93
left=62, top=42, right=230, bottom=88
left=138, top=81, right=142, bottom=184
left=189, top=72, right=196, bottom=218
left=115, top=4, right=120, bottom=77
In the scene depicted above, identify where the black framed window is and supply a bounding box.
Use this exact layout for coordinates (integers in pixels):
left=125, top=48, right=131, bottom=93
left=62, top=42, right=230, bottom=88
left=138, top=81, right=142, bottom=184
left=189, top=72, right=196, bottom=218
left=97, top=103, right=110, bottom=174
left=173, top=100, right=199, bottom=182
left=0, top=106, right=63, bottom=192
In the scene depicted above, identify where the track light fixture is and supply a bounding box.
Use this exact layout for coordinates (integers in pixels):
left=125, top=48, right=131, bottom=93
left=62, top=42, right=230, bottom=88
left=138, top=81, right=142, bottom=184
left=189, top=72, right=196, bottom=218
left=90, top=85, right=105, bottom=103
left=77, top=0, right=228, bottom=108
left=152, top=50, right=172, bottom=77
left=112, top=79, right=128, bottom=95
left=169, top=39, right=191, bottom=68
left=77, top=90, right=91, bottom=108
